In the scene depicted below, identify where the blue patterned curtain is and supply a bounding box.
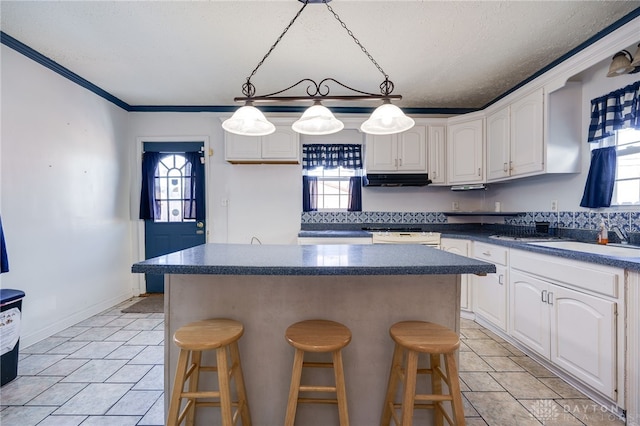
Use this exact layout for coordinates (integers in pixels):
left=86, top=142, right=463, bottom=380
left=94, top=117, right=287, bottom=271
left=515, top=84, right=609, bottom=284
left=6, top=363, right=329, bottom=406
left=302, top=144, right=363, bottom=170
left=348, top=177, right=362, bottom=212
left=302, top=176, right=318, bottom=212
left=183, top=152, right=205, bottom=221
left=139, top=152, right=162, bottom=220
left=580, top=147, right=617, bottom=208
left=588, top=81, right=640, bottom=143
left=1, top=215, right=8, bottom=273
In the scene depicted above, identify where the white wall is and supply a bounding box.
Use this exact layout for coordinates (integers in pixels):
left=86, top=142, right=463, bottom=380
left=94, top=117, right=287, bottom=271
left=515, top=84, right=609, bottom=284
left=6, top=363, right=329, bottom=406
left=0, top=46, right=135, bottom=347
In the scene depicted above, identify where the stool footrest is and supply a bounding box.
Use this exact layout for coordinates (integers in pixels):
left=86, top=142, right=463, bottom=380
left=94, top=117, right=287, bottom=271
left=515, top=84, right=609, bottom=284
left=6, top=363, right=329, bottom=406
left=298, top=397, right=339, bottom=405
left=414, top=394, right=453, bottom=402
left=302, top=361, right=333, bottom=368
left=299, top=385, right=337, bottom=393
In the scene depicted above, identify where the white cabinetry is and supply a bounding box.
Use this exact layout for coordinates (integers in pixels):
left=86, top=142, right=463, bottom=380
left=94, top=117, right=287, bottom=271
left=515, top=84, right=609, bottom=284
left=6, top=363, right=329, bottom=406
left=447, top=117, right=484, bottom=184
left=510, top=249, right=620, bottom=400
left=441, top=238, right=471, bottom=311
left=487, top=88, right=544, bottom=181
left=225, top=126, right=300, bottom=164
left=471, top=242, right=508, bottom=331
left=365, top=126, right=427, bottom=173
left=427, top=126, right=446, bottom=184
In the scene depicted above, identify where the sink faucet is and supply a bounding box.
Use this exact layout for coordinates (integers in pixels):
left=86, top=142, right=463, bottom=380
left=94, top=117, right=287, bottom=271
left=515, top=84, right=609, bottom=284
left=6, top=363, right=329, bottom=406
left=612, top=225, right=629, bottom=244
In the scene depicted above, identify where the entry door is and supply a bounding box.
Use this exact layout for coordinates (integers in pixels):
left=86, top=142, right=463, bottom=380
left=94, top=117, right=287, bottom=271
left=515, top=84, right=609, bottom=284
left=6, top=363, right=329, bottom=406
left=142, top=142, right=206, bottom=293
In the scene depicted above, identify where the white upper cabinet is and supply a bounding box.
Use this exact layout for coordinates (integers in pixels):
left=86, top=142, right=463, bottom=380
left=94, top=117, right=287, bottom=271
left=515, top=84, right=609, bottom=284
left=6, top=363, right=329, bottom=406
left=487, top=88, right=544, bottom=182
left=447, top=117, right=484, bottom=184
left=366, top=126, right=427, bottom=173
left=225, top=126, right=300, bottom=164
left=427, top=126, right=446, bottom=185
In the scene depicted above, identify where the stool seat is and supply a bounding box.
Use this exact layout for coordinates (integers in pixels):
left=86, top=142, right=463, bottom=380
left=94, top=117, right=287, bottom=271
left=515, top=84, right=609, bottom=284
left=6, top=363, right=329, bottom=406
left=390, top=321, right=460, bottom=354
left=285, top=319, right=351, bottom=426
left=174, top=318, right=244, bottom=351
left=286, top=319, right=351, bottom=352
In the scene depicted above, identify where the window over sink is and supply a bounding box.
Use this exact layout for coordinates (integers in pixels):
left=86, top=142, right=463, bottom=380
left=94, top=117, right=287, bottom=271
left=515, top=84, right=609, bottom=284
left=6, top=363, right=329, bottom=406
left=611, top=128, right=640, bottom=206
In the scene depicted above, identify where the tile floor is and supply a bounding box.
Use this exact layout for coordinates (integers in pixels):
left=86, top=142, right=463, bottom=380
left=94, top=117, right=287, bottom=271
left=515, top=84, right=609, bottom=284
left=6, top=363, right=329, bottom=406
left=0, top=298, right=625, bottom=426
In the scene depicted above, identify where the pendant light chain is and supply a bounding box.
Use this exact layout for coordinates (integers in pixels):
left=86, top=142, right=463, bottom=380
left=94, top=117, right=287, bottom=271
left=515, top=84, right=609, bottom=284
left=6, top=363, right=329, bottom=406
left=243, top=2, right=309, bottom=97
left=323, top=1, right=388, bottom=81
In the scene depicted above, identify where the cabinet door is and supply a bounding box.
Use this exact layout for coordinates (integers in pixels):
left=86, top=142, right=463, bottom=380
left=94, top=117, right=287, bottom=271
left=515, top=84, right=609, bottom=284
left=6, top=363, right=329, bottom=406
left=486, top=107, right=511, bottom=181
left=510, top=89, right=544, bottom=177
left=441, top=239, right=470, bottom=310
left=397, top=126, right=427, bottom=172
left=473, top=263, right=507, bottom=331
left=365, top=134, right=398, bottom=172
left=225, top=132, right=262, bottom=160
left=262, top=127, right=299, bottom=161
left=447, top=119, right=484, bottom=184
left=509, top=270, right=550, bottom=358
left=549, top=284, right=617, bottom=399
left=428, top=126, right=446, bottom=184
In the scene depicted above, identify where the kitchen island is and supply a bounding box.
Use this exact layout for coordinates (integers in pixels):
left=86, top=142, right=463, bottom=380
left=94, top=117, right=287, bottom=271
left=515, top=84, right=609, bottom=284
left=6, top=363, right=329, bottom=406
left=132, top=243, right=495, bottom=426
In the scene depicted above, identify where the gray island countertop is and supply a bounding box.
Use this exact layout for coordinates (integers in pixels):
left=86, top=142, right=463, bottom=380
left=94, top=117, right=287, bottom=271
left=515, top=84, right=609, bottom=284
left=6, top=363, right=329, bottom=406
left=131, top=243, right=496, bottom=276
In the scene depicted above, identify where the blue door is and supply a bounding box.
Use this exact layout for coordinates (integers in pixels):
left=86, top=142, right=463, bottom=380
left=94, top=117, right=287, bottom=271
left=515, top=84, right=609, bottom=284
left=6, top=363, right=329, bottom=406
left=141, top=142, right=206, bottom=293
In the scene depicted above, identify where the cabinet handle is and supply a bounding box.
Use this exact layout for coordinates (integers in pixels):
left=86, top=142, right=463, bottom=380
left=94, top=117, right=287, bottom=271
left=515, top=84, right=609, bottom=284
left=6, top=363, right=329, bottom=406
left=395, top=159, right=398, bottom=167
left=399, top=158, right=402, bottom=167
left=498, top=274, right=504, bottom=285
left=432, top=171, right=437, bottom=178
left=503, top=162, right=508, bottom=172
left=541, top=290, right=547, bottom=303
left=509, top=161, right=514, bottom=173
left=548, top=292, right=554, bottom=305
left=478, top=168, right=481, bottom=176
left=482, top=251, right=491, bottom=256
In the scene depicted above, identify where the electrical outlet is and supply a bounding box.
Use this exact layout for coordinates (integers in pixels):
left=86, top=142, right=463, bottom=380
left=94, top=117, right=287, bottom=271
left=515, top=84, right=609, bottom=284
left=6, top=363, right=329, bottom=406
left=551, top=200, right=558, bottom=212
left=452, top=201, right=459, bottom=211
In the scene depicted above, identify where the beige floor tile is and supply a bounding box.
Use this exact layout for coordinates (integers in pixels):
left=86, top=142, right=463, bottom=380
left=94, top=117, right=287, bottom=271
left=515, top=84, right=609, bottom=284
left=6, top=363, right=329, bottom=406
left=510, top=355, right=556, bottom=378
left=483, top=356, right=526, bottom=372
left=539, top=377, right=588, bottom=399
left=460, top=372, right=505, bottom=391
left=462, top=328, right=491, bottom=339
left=490, top=372, right=560, bottom=399
left=465, top=339, right=513, bottom=356
left=459, top=351, right=493, bottom=372
left=465, top=391, right=542, bottom=426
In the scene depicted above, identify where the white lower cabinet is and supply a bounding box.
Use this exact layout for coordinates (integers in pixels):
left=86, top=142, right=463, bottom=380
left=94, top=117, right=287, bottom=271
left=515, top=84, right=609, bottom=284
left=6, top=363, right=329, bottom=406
left=510, top=250, right=620, bottom=402
left=471, top=242, right=508, bottom=331
left=441, top=238, right=471, bottom=311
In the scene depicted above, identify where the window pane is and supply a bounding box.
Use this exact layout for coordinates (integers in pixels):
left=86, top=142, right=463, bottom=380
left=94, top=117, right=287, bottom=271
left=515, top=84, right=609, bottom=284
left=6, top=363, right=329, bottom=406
left=617, top=152, right=640, bottom=179
left=613, top=179, right=640, bottom=205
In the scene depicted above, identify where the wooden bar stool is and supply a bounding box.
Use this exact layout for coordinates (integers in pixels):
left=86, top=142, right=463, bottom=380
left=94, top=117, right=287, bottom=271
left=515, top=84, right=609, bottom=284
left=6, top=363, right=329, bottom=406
left=284, top=319, right=351, bottom=426
left=381, top=321, right=465, bottom=426
left=167, top=318, right=251, bottom=426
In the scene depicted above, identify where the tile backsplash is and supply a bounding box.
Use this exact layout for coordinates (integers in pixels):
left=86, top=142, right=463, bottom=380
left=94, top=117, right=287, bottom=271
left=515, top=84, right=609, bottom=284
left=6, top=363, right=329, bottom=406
left=301, top=210, right=640, bottom=233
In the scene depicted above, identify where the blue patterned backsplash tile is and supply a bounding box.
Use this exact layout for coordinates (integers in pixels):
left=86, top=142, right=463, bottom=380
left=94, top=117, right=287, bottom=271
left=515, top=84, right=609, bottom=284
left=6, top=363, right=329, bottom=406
left=301, top=210, right=640, bottom=233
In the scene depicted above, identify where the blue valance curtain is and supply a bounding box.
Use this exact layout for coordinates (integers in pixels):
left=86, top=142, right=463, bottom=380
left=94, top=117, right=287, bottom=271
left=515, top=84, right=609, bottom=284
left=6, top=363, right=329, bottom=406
left=580, top=146, right=617, bottom=208
left=302, top=144, right=363, bottom=170
left=587, top=81, right=640, bottom=143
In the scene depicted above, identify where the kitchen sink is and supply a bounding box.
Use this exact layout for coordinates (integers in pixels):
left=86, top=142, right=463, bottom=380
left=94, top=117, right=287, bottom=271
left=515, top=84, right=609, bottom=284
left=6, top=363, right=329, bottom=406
left=489, top=235, right=560, bottom=242
left=528, top=241, right=640, bottom=257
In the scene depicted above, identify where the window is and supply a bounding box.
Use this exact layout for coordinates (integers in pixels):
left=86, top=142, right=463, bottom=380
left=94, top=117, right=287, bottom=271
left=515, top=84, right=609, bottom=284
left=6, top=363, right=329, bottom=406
left=301, top=143, right=363, bottom=212
left=306, top=166, right=358, bottom=210
left=612, top=128, right=640, bottom=206
left=154, top=154, right=194, bottom=222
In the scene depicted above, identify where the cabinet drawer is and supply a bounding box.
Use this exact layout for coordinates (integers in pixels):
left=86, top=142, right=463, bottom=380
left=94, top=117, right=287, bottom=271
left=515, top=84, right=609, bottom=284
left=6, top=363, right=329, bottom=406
left=473, top=242, right=508, bottom=265
left=510, top=249, right=620, bottom=298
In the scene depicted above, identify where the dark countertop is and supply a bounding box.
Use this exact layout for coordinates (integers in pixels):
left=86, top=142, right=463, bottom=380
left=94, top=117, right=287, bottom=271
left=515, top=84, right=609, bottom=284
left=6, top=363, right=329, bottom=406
left=297, top=229, right=640, bottom=271
left=131, top=243, right=496, bottom=276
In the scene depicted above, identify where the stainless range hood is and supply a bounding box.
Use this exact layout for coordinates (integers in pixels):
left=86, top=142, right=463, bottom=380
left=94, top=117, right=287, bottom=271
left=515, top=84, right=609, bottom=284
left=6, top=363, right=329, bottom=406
left=363, top=173, right=431, bottom=187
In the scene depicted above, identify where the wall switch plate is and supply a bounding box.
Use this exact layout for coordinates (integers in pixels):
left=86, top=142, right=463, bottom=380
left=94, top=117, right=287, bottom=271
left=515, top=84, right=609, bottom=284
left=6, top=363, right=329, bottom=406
left=452, top=201, right=459, bottom=211
left=551, top=200, right=558, bottom=211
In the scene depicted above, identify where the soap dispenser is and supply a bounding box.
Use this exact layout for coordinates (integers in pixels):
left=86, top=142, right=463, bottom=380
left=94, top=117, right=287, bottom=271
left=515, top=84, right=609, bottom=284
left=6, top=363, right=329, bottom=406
left=597, top=220, right=608, bottom=245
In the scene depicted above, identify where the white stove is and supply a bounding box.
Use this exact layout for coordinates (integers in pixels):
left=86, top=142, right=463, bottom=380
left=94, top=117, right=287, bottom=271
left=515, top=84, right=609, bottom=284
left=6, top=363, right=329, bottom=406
left=370, top=230, right=441, bottom=247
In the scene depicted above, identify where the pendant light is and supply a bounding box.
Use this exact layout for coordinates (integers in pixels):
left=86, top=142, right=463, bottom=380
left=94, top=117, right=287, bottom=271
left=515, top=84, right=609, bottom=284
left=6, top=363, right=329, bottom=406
left=221, top=103, right=276, bottom=136
left=223, top=0, right=413, bottom=137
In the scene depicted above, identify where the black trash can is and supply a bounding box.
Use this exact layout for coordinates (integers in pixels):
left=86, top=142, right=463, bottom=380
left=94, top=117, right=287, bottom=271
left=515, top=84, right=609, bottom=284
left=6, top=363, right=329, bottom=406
left=1, top=289, right=25, bottom=386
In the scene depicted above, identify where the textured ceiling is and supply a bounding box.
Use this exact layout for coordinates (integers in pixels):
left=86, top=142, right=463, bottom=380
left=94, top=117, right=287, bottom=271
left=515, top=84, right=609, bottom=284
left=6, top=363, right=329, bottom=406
left=1, top=1, right=639, bottom=110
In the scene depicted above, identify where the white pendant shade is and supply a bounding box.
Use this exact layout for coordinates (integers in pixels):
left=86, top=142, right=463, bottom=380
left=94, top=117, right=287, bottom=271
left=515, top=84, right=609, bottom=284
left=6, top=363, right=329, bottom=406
left=360, top=103, right=415, bottom=135
left=222, top=105, right=276, bottom=136
left=606, top=51, right=634, bottom=77
left=631, top=45, right=640, bottom=67
left=291, top=104, right=344, bottom=135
